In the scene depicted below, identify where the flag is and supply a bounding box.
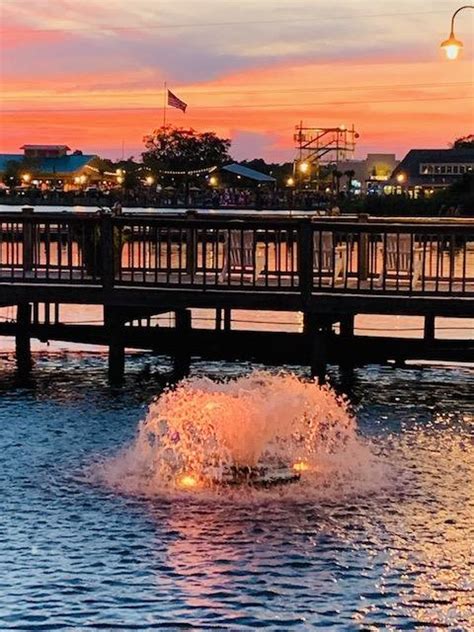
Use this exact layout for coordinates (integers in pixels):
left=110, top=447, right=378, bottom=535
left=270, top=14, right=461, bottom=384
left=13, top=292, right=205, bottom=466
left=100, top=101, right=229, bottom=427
left=168, top=89, right=187, bottom=113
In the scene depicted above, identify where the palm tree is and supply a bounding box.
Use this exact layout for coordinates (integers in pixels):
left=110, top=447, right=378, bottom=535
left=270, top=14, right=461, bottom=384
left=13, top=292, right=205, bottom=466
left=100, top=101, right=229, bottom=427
left=344, top=169, right=355, bottom=195
left=332, top=169, right=343, bottom=194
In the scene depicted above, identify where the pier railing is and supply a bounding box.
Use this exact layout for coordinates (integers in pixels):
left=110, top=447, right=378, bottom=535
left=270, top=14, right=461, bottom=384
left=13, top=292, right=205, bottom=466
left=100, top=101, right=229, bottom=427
left=0, top=211, right=472, bottom=296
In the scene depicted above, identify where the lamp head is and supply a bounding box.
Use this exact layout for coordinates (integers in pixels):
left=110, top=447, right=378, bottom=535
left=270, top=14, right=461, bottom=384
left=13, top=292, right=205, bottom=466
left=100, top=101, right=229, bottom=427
left=441, top=32, right=463, bottom=60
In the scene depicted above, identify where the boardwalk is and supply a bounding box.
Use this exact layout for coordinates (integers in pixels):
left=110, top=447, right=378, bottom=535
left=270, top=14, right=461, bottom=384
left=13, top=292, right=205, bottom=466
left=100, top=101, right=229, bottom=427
left=1, top=209, right=473, bottom=380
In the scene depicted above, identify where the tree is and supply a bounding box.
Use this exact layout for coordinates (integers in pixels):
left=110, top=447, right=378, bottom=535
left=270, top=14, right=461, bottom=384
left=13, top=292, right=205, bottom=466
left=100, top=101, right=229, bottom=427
left=332, top=169, right=343, bottom=194
left=142, top=126, right=231, bottom=172
left=239, top=159, right=293, bottom=187
left=2, top=160, right=22, bottom=186
left=452, top=134, right=474, bottom=149
left=1, top=158, right=39, bottom=186
left=344, top=169, right=355, bottom=195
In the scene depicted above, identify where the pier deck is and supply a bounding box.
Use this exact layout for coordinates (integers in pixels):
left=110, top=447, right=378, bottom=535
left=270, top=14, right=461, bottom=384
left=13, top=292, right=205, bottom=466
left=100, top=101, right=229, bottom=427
left=1, top=209, right=473, bottom=380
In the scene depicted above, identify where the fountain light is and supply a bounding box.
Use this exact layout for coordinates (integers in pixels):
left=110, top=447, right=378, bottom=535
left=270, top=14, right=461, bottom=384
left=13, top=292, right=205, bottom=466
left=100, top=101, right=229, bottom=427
left=292, top=461, right=310, bottom=472
left=177, top=473, right=199, bottom=489
left=441, top=5, right=474, bottom=60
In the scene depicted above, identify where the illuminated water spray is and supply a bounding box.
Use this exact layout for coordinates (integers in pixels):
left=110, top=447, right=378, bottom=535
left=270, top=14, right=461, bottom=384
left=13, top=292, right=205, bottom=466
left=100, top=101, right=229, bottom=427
left=99, top=371, right=382, bottom=497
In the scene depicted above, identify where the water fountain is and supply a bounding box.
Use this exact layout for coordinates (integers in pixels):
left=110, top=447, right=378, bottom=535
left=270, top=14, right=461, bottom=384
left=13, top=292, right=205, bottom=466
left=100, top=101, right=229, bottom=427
left=98, top=371, right=380, bottom=498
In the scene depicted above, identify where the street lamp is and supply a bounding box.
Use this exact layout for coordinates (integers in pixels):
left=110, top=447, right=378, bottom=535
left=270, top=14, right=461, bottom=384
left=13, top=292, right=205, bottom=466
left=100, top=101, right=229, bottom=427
left=441, top=5, right=474, bottom=60
left=299, top=161, right=310, bottom=174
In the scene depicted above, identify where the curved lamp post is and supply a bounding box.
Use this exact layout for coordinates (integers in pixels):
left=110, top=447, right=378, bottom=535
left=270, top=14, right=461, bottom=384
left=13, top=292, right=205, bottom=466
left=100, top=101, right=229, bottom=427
left=441, top=5, right=474, bottom=59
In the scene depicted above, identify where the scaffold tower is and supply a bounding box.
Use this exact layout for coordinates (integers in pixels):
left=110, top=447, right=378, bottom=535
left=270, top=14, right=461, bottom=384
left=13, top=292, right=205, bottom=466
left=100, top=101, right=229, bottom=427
left=293, top=122, right=359, bottom=181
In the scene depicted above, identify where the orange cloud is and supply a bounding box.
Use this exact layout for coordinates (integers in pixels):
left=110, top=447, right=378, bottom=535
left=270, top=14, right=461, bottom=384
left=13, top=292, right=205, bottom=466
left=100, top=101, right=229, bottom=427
left=1, top=56, right=473, bottom=160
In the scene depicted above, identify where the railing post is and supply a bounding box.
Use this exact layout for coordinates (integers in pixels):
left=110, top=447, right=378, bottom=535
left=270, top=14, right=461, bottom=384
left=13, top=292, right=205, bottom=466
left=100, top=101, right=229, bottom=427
left=22, top=206, right=35, bottom=273
left=358, top=213, right=369, bottom=282
left=101, top=212, right=115, bottom=289
left=298, top=218, right=313, bottom=305
left=185, top=210, right=197, bottom=276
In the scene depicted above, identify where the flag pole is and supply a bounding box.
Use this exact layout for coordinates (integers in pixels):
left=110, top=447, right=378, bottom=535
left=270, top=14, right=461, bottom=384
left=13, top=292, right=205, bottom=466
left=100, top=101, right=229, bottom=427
left=163, top=81, right=167, bottom=127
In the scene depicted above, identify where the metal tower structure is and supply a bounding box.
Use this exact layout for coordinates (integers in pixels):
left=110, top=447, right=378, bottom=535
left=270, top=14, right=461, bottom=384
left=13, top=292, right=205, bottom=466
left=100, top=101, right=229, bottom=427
left=293, top=122, right=359, bottom=185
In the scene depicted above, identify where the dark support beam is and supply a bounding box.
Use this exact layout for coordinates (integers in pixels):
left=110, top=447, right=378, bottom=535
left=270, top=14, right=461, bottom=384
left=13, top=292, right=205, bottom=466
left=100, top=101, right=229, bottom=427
left=340, top=314, right=355, bottom=340
left=424, top=315, right=435, bottom=342
left=44, top=302, right=51, bottom=326
left=339, top=314, right=355, bottom=370
left=357, top=213, right=369, bottom=281
left=15, top=302, right=32, bottom=375
left=22, top=206, right=34, bottom=272
left=105, top=307, right=125, bottom=384
left=215, top=308, right=222, bottom=331
left=223, top=308, right=232, bottom=332
left=310, top=331, right=328, bottom=383
left=303, top=312, right=332, bottom=383
left=174, top=309, right=192, bottom=378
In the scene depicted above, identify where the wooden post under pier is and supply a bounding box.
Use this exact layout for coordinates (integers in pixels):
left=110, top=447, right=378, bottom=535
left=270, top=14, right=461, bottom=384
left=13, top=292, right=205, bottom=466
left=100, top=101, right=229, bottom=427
left=105, top=307, right=125, bottom=384
left=174, top=309, right=192, bottom=378
left=303, top=313, right=333, bottom=383
left=15, top=302, right=32, bottom=375
left=424, top=315, right=435, bottom=342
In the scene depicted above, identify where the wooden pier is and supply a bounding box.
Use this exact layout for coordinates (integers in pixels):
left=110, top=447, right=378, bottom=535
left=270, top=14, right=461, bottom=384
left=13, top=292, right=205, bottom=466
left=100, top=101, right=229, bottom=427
left=0, top=208, right=473, bottom=381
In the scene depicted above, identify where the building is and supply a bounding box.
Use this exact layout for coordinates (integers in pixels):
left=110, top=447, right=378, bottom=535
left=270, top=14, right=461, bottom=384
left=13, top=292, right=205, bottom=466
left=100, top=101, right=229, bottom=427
left=219, top=163, right=276, bottom=186
left=337, top=153, right=398, bottom=194
left=0, top=145, right=99, bottom=189
left=387, top=148, right=474, bottom=196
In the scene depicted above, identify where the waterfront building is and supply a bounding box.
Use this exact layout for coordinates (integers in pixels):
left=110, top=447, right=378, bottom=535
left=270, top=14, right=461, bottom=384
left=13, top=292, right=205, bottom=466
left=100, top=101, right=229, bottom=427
left=387, top=147, right=474, bottom=196
left=0, top=144, right=100, bottom=189
left=336, top=153, right=398, bottom=194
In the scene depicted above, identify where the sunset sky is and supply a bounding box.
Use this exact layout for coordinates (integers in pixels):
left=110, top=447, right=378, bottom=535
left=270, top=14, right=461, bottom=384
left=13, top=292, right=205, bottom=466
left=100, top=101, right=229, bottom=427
left=0, top=0, right=473, bottom=162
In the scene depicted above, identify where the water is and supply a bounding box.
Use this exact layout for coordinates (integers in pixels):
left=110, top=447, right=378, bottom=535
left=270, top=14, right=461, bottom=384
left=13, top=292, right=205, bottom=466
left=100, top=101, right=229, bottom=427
left=0, top=354, right=472, bottom=629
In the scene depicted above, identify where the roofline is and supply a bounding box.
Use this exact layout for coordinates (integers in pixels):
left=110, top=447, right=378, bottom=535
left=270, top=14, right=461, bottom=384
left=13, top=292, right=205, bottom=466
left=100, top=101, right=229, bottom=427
left=20, top=144, right=71, bottom=150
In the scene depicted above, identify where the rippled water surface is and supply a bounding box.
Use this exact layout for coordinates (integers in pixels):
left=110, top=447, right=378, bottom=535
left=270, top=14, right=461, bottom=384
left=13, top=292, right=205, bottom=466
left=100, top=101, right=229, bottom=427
left=0, top=355, right=472, bottom=630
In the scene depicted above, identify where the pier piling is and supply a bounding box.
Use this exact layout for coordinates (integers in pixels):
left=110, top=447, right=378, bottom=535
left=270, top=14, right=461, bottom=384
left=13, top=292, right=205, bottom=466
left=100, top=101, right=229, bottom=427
left=173, top=309, right=192, bottom=378
left=15, top=303, right=32, bottom=375
left=105, top=307, right=125, bottom=384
